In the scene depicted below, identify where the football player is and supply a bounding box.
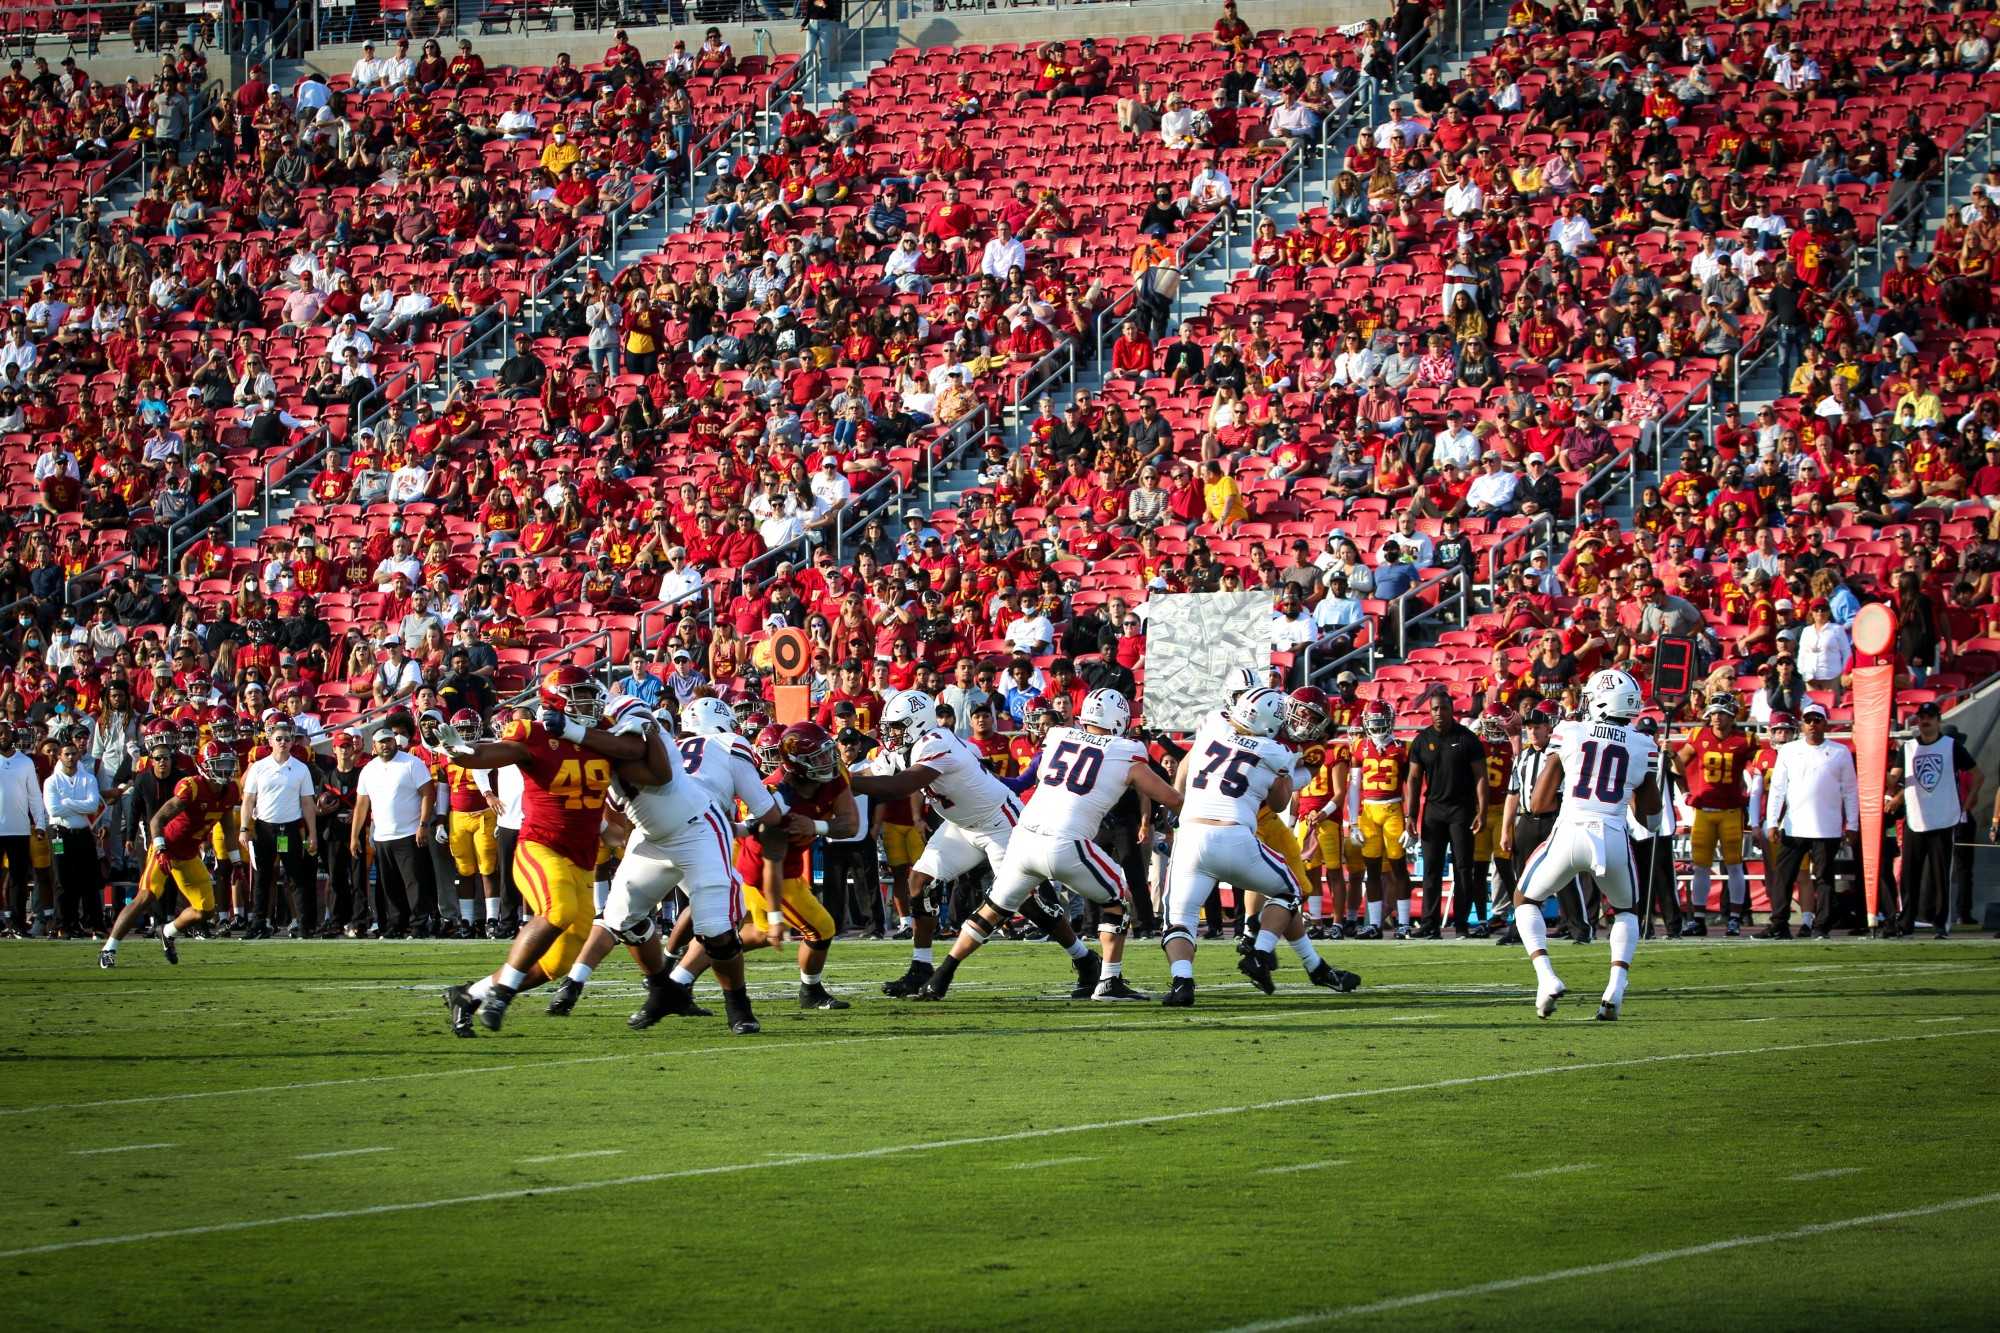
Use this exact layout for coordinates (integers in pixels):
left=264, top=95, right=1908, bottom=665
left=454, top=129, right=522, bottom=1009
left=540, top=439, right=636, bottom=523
left=1511, top=670, right=1663, bottom=1020
left=1349, top=703, right=1414, bottom=939
left=1676, top=695, right=1756, bottom=936
left=854, top=692, right=1104, bottom=1000
left=98, top=743, right=241, bottom=968
left=439, top=708, right=503, bottom=935
left=438, top=667, right=672, bottom=1034
left=916, top=688, right=1180, bottom=1001
left=1160, top=687, right=1305, bottom=1006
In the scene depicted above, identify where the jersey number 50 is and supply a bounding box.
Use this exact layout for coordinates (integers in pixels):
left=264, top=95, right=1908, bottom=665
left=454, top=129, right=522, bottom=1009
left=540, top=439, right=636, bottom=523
left=1041, top=740, right=1103, bottom=794
left=1192, top=741, right=1257, bottom=798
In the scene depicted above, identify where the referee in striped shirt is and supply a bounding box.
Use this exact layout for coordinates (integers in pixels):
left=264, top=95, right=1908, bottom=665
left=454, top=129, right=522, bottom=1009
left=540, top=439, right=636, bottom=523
left=1496, top=704, right=1592, bottom=945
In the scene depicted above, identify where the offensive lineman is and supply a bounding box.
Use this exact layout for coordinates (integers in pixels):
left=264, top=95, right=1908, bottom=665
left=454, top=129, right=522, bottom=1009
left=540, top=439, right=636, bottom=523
left=1510, top=669, right=1663, bottom=1021
left=1160, top=686, right=1303, bottom=1007
left=915, top=688, right=1180, bottom=1001
left=855, top=691, right=1104, bottom=1000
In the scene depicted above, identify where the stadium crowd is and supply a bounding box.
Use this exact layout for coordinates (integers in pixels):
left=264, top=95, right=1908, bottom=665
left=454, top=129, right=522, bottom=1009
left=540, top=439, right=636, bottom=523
left=0, top=0, right=1998, bottom=946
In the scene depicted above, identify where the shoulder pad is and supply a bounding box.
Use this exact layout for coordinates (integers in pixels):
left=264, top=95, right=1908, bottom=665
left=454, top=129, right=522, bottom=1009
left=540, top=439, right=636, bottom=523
left=499, top=718, right=535, bottom=744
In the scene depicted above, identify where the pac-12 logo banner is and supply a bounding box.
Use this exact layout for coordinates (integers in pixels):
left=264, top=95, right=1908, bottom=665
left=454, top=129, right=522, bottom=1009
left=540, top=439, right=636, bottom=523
left=1912, top=751, right=1946, bottom=794
left=1140, top=592, right=1275, bottom=733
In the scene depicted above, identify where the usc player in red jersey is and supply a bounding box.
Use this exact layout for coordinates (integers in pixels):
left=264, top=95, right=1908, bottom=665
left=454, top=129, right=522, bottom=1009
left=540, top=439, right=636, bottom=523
left=439, top=667, right=673, bottom=1034
left=1349, top=703, right=1413, bottom=939
left=200, top=709, right=252, bottom=928
left=677, top=722, right=859, bottom=1012
left=437, top=708, right=501, bottom=931
left=1678, top=695, right=1758, bottom=937
left=1468, top=705, right=1517, bottom=931
left=98, top=742, right=242, bottom=968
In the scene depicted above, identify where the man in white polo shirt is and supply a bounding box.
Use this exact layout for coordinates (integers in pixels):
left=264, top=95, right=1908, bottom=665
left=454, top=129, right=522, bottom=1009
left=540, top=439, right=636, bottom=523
left=352, top=727, right=435, bottom=937
left=1762, top=701, right=1857, bottom=940
left=239, top=716, right=321, bottom=939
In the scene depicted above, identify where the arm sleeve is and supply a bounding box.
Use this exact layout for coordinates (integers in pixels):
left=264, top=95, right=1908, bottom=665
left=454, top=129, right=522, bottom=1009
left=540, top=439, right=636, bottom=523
left=731, top=755, right=777, bottom=820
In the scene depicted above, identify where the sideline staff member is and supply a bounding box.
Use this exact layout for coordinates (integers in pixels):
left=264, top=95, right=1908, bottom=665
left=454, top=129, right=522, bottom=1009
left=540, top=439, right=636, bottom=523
left=240, top=718, right=321, bottom=938
left=1405, top=688, right=1487, bottom=939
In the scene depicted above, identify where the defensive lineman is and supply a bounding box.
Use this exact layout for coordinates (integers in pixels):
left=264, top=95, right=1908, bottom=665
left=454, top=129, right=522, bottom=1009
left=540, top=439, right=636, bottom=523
left=854, top=691, right=1104, bottom=1000
left=1510, top=669, right=1663, bottom=1021
left=1161, top=686, right=1303, bottom=1007
left=916, top=688, right=1181, bottom=1001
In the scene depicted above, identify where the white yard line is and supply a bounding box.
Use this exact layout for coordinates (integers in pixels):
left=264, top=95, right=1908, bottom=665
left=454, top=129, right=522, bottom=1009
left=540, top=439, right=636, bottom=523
left=1254, top=1160, right=1349, bottom=1175
left=1789, top=1167, right=1863, bottom=1182
left=1204, top=1192, right=2000, bottom=1333
left=1006, top=1156, right=1097, bottom=1170
left=1917, top=1016, right=1966, bottom=1024
left=296, top=1147, right=395, bottom=1161
left=72, top=1143, right=175, bottom=1156
left=1506, top=1163, right=1600, bottom=1180
left=3, top=1027, right=1995, bottom=1261
left=519, top=1150, right=625, bottom=1166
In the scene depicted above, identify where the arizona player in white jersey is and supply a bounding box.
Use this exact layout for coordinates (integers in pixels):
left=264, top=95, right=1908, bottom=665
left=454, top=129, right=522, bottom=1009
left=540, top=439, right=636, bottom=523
left=1511, top=669, right=1663, bottom=1021
left=851, top=691, right=1105, bottom=1000
left=1161, top=686, right=1305, bottom=1007
left=914, top=689, right=1183, bottom=1002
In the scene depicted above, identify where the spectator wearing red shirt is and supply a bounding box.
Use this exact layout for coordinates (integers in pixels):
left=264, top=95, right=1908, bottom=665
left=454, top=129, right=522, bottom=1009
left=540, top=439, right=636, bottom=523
left=922, top=184, right=977, bottom=254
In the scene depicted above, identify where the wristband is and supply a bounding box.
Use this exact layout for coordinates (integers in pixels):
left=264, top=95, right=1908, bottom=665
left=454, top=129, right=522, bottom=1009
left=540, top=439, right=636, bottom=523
left=152, top=835, right=168, bottom=853
left=559, top=717, right=587, bottom=745
left=766, top=911, right=785, bottom=931
left=813, top=819, right=830, bottom=837
left=229, top=850, right=243, bottom=865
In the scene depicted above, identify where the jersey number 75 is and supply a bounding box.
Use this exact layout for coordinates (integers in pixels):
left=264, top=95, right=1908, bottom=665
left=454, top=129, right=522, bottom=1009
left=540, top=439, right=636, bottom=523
left=1192, top=741, right=1257, bottom=798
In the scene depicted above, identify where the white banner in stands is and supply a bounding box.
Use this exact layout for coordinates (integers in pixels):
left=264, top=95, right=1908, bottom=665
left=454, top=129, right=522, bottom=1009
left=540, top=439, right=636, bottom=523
left=1140, top=593, right=1274, bottom=733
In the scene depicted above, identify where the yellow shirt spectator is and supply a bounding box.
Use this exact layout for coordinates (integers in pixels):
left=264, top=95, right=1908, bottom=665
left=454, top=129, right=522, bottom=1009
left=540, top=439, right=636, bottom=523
left=1203, top=465, right=1246, bottom=530
left=540, top=131, right=582, bottom=180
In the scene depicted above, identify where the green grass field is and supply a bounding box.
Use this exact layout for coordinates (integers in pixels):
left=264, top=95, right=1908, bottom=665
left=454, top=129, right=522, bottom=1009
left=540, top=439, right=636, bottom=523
left=3, top=936, right=1998, bottom=1331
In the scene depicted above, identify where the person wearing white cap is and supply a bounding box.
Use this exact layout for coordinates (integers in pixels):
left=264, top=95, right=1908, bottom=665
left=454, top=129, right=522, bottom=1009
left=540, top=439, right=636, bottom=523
left=1761, top=702, right=1856, bottom=939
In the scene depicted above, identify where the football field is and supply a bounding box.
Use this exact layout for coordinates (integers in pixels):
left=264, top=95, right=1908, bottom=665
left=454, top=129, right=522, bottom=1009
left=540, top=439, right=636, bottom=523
left=3, top=937, right=1997, bottom=1331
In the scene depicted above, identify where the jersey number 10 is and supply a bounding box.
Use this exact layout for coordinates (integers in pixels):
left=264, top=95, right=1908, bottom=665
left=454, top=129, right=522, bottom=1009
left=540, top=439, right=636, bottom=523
left=1041, top=740, right=1103, bottom=794
left=1570, top=739, right=1630, bottom=803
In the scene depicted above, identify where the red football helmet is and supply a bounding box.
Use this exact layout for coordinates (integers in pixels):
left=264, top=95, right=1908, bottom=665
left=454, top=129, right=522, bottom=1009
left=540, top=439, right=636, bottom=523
left=142, top=718, right=177, bottom=755
left=1768, top=710, right=1798, bottom=734
left=538, top=665, right=605, bottom=720
left=1362, top=702, right=1395, bottom=742
left=197, top=740, right=238, bottom=784
left=778, top=722, right=840, bottom=784
left=207, top=708, right=240, bottom=744
left=1476, top=704, right=1515, bottom=742
left=449, top=707, right=484, bottom=741
left=753, top=723, right=788, bottom=774
left=1285, top=686, right=1331, bottom=743
left=171, top=705, right=203, bottom=754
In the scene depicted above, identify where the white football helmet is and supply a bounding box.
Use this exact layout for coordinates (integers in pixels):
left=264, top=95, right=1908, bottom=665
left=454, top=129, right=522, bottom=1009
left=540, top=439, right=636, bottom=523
left=880, top=690, right=940, bottom=754
left=605, top=695, right=657, bottom=738
left=681, top=696, right=737, bottom=737
left=1225, top=665, right=1262, bottom=700
left=1228, top=686, right=1287, bottom=738
left=1078, top=688, right=1131, bottom=734
left=1585, top=668, right=1644, bottom=725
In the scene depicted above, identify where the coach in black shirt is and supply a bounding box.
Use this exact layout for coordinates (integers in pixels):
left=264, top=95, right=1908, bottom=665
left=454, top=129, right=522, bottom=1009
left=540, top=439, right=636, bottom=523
left=1405, top=689, right=1487, bottom=939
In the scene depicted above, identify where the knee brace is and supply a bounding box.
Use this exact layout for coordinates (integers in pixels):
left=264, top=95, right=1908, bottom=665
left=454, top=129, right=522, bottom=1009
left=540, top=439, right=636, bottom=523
left=804, top=937, right=831, bottom=957
left=598, top=913, right=657, bottom=948
left=964, top=905, right=1003, bottom=942
left=1016, top=894, right=1061, bottom=932
left=1160, top=924, right=1194, bottom=952
left=910, top=884, right=938, bottom=916
left=699, top=929, right=743, bottom=963
left=1097, top=903, right=1128, bottom=937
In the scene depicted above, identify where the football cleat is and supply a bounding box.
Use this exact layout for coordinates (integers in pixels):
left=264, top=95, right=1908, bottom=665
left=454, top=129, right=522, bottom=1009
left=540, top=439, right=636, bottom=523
left=161, top=931, right=179, bottom=965
left=1161, top=976, right=1196, bottom=1007
left=881, top=959, right=935, bottom=998
left=545, top=978, right=584, bottom=1016
left=97, top=947, right=114, bottom=969
left=1394, top=923, right=1413, bottom=941
left=476, top=985, right=515, bottom=1032
left=1680, top=917, right=1709, bottom=937
left=1493, top=923, right=1521, bottom=946
left=1535, top=980, right=1566, bottom=1019
left=1756, top=924, right=1792, bottom=940
left=1091, top=975, right=1150, bottom=1002
left=1234, top=932, right=1254, bottom=958
left=1462, top=922, right=1489, bottom=940
left=628, top=975, right=708, bottom=1028
left=1238, top=948, right=1277, bottom=995
left=442, top=984, right=479, bottom=1038
left=1413, top=925, right=1443, bottom=941
left=1594, top=1000, right=1620, bottom=1022
left=1726, top=916, right=1742, bottom=937
left=1068, top=950, right=1103, bottom=999
left=800, top=982, right=851, bottom=1010
left=723, top=992, right=761, bottom=1035
left=1307, top=960, right=1361, bottom=993
left=1354, top=924, right=1384, bottom=941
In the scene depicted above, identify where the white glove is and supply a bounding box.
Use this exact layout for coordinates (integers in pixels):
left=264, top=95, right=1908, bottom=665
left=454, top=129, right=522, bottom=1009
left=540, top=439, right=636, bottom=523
left=1348, top=823, right=1367, bottom=849
left=433, top=721, right=474, bottom=758
left=1400, top=828, right=1419, bottom=856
